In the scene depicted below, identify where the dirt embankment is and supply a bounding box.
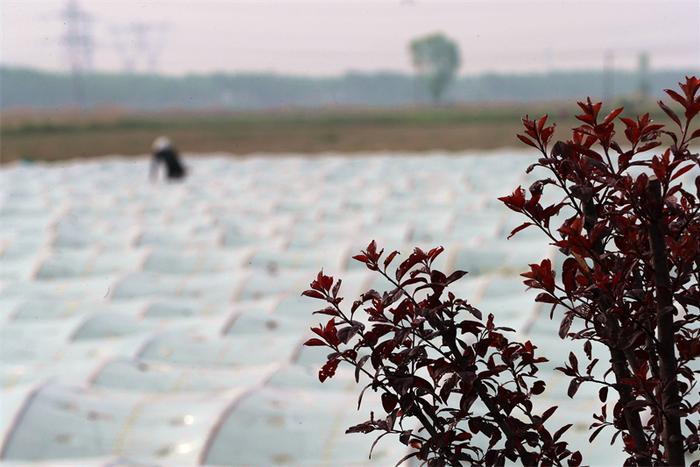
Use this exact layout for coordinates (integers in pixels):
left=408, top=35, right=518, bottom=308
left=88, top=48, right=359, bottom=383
left=0, top=102, right=670, bottom=162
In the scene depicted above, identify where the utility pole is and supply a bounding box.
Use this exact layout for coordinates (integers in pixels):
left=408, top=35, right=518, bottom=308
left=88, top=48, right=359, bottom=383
left=602, top=50, right=615, bottom=102
left=638, top=52, right=650, bottom=100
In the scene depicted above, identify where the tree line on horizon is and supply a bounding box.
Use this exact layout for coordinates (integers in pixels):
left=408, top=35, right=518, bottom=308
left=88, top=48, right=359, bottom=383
left=1, top=65, right=696, bottom=112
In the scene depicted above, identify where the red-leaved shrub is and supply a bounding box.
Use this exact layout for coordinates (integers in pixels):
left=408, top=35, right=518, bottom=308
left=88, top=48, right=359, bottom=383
left=304, top=77, right=700, bottom=466
left=304, top=245, right=581, bottom=466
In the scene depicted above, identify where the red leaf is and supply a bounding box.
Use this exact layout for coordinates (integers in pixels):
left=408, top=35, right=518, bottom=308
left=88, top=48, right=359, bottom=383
left=311, top=271, right=334, bottom=291
left=517, top=134, right=538, bottom=148
left=665, top=89, right=688, bottom=108
left=354, top=355, right=370, bottom=383
left=542, top=259, right=555, bottom=292
left=637, top=141, right=661, bottom=153
left=363, top=240, right=384, bottom=265
left=324, top=319, right=339, bottom=346
left=531, top=380, right=546, bottom=395
left=569, top=352, right=579, bottom=371
left=319, top=358, right=339, bottom=382
left=498, top=186, right=527, bottom=211
left=589, top=425, right=607, bottom=443
left=383, top=250, right=400, bottom=269
left=658, top=100, right=682, bottom=127
left=304, top=338, right=326, bottom=347
left=602, top=107, right=624, bottom=126
left=576, top=112, right=595, bottom=126
left=427, top=246, right=444, bottom=261
left=352, top=254, right=369, bottom=263
left=381, top=393, right=398, bottom=413
left=568, top=451, right=583, bottom=467
left=562, top=258, right=579, bottom=294
left=312, top=307, right=338, bottom=317
left=541, top=405, right=557, bottom=422
left=535, top=292, right=558, bottom=304
left=445, top=270, right=468, bottom=284
left=671, top=163, right=696, bottom=181
left=567, top=379, right=580, bottom=398
left=366, top=240, right=379, bottom=258
left=302, top=290, right=325, bottom=299
left=395, top=249, right=425, bottom=281
left=559, top=313, right=574, bottom=338
left=507, top=222, right=533, bottom=239
left=331, top=279, right=342, bottom=297
left=553, top=423, right=573, bottom=442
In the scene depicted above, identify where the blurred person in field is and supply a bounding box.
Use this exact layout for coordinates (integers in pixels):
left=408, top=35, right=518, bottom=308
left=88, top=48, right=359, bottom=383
left=150, top=136, right=187, bottom=181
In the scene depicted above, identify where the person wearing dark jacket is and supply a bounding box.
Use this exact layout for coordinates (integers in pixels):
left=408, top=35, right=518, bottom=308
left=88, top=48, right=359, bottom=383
left=150, top=136, right=187, bottom=181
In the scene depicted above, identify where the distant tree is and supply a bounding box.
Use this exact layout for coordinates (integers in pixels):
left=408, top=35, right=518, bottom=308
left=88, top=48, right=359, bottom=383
left=410, top=33, right=461, bottom=104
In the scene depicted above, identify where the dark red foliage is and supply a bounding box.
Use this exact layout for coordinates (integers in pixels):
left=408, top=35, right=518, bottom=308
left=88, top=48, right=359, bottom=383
left=303, top=77, right=699, bottom=467
left=303, top=242, right=581, bottom=466
left=502, top=76, right=700, bottom=466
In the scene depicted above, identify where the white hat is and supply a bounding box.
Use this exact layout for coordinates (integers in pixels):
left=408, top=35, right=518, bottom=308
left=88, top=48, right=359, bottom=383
left=152, top=136, right=172, bottom=152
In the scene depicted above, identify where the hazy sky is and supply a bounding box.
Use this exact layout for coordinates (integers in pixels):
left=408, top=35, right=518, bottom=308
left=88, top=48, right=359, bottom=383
left=1, top=0, right=699, bottom=76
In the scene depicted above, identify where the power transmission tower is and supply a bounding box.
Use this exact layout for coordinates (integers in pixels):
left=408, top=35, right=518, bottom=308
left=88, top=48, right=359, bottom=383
left=111, top=25, right=136, bottom=73
left=60, top=0, right=94, bottom=107
left=143, top=23, right=169, bottom=72
left=638, top=52, right=650, bottom=100
left=111, top=22, right=169, bottom=74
